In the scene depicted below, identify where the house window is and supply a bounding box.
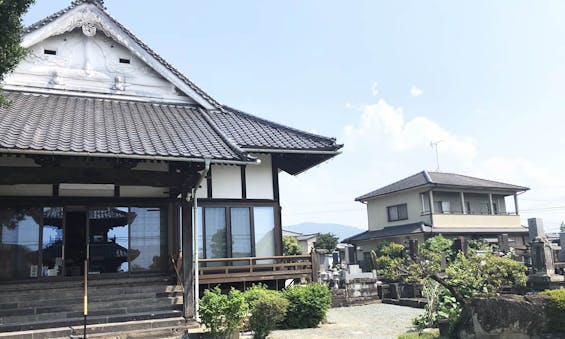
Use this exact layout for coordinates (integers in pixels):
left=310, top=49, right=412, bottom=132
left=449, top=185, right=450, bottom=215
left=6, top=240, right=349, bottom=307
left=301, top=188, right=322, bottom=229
left=434, top=201, right=451, bottom=214
left=387, top=204, right=408, bottom=222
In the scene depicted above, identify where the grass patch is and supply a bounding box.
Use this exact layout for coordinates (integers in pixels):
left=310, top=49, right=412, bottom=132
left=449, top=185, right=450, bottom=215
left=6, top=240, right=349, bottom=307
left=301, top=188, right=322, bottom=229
left=397, top=331, right=440, bottom=339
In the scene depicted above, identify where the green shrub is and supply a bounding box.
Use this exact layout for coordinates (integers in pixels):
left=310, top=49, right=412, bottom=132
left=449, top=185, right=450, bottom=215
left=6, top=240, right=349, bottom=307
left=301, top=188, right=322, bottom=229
left=199, top=287, right=248, bottom=337
left=249, top=292, right=289, bottom=339
left=541, top=289, right=565, bottom=332
left=397, top=332, right=439, bottom=339
left=283, top=283, right=331, bottom=328
left=243, top=284, right=281, bottom=308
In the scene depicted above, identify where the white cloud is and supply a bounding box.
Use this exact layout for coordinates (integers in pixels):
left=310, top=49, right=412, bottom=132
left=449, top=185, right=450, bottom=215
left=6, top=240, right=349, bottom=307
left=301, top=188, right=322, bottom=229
left=371, top=81, right=379, bottom=96
left=344, top=99, right=477, bottom=162
left=410, top=85, right=423, bottom=97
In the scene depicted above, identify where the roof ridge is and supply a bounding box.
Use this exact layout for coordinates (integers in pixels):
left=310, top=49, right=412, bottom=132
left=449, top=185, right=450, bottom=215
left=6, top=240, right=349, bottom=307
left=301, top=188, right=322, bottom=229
left=223, top=105, right=340, bottom=145
left=23, top=1, right=223, bottom=110
left=198, top=108, right=256, bottom=163
left=428, top=171, right=528, bottom=189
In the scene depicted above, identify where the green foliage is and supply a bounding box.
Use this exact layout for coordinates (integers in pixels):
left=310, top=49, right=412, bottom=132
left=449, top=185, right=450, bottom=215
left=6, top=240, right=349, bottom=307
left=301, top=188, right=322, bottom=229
left=243, top=284, right=281, bottom=309
left=397, top=332, right=439, bottom=339
left=282, top=235, right=302, bottom=256
left=393, top=236, right=528, bottom=332
left=283, top=283, right=331, bottom=328
left=199, top=287, right=248, bottom=337
left=374, top=242, right=406, bottom=282
left=249, top=292, right=289, bottom=339
left=0, top=0, right=35, bottom=105
left=414, top=281, right=461, bottom=330
left=314, top=233, right=339, bottom=251
left=541, top=289, right=565, bottom=332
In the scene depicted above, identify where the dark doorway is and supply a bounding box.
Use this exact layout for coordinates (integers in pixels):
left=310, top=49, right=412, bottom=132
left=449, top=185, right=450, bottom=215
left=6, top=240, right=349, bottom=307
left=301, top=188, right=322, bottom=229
left=64, top=211, right=87, bottom=276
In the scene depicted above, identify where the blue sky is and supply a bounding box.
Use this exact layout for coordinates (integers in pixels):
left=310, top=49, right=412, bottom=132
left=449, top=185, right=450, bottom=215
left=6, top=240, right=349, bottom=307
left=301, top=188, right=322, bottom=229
left=23, top=1, right=565, bottom=231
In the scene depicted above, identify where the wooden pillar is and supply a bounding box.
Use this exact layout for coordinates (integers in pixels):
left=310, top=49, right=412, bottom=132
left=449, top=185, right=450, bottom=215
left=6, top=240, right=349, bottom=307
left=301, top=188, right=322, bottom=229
left=311, top=249, right=319, bottom=283
left=182, top=199, right=194, bottom=319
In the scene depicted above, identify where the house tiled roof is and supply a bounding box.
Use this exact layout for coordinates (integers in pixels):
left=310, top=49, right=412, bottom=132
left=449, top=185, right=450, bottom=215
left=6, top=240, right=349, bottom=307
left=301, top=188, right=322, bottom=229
left=343, top=222, right=432, bottom=243
left=24, top=0, right=222, bottom=110
left=0, top=91, right=245, bottom=161
left=356, top=170, right=529, bottom=201
left=213, top=107, right=342, bottom=152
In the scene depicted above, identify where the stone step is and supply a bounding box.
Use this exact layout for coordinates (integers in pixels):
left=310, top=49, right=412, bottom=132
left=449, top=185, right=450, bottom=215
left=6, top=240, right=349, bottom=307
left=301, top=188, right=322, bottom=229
left=0, top=284, right=182, bottom=304
left=0, top=309, right=184, bottom=333
left=0, top=275, right=172, bottom=293
left=0, top=296, right=183, bottom=321
left=0, top=316, right=195, bottom=339
left=0, top=302, right=183, bottom=328
left=0, top=289, right=183, bottom=310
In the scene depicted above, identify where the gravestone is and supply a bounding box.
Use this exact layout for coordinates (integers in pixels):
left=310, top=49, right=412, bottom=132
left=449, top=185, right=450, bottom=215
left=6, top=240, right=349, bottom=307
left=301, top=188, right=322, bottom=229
left=560, top=232, right=565, bottom=262
left=498, top=233, right=510, bottom=253
left=527, top=218, right=564, bottom=289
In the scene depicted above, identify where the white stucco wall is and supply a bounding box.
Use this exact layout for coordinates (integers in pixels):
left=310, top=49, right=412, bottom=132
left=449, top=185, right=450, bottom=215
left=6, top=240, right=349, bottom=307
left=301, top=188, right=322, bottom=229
left=366, top=188, right=431, bottom=230
left=245, top=154, right=273, bottom=200
left=211, top=165, right=242, bottom=199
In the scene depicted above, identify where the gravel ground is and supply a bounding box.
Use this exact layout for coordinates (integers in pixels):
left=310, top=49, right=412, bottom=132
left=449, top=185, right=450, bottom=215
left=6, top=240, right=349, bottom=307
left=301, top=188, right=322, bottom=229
left=265, top=303, right=423, bottom=339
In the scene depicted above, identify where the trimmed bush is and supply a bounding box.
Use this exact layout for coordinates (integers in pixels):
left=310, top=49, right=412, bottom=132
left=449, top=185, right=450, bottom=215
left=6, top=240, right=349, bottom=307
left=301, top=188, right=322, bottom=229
left=243, top=284, right=281, bottom=308
left=541, top=289, right=565, bottom=332
left=199, top=287, right=248, bottom=337
left=249, top=292, right=289, bottom=339
left=283, top=283, right=331, bottom=328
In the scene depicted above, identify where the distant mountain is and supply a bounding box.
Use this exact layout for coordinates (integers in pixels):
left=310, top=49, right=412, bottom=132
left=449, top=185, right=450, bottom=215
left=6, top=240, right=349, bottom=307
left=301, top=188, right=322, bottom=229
left=284, top=222, right=366, bottom=242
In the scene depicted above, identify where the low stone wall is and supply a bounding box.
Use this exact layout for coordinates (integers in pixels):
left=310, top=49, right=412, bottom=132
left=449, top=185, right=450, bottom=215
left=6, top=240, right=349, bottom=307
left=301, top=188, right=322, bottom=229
left=458, top=294, right=565, bottom=339
left=331, top=278, right=380, bottom=307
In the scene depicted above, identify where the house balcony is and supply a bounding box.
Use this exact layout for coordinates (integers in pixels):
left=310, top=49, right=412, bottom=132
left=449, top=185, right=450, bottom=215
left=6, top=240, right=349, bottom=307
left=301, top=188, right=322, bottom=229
left=431, top=213, right=521, bottom=229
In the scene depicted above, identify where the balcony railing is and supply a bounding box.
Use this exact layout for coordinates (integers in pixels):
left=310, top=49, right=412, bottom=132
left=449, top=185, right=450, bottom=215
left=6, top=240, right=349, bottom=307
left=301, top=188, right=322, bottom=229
left=198, top=254, right=316, bottom=285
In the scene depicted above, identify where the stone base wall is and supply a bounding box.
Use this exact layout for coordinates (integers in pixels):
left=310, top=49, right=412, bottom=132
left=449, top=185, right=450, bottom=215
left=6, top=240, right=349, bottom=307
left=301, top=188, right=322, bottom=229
left=458, top=294, right=565, bottom=339
left=331, top=278, right=380, bottom=307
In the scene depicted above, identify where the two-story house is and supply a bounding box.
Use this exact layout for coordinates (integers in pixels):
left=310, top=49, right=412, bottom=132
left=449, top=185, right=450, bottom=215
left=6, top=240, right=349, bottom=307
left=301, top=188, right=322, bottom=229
left=345, top=171, right=529, bottom=261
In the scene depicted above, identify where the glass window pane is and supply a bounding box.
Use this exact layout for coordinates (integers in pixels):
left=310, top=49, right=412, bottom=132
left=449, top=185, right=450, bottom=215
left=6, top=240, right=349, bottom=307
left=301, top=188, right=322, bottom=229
left=42, top=207, right=64, bottom=277
left=231, top=208, right=251, bottom=258
left=205, top=207, right=227, bottom=260
left=253, top=207, right=275, bottom=258
left=89, top=207, right=129, bottom=274
left=0, top=208, right=40, bottom=280
left=130, top=207, right=167, bottom=272
left=196, top=207, right=203, bottom=259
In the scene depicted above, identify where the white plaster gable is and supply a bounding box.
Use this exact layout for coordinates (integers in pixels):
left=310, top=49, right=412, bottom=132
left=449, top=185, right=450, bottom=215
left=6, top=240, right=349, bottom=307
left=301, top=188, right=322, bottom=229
left=4, top=3, right=216, bottom=107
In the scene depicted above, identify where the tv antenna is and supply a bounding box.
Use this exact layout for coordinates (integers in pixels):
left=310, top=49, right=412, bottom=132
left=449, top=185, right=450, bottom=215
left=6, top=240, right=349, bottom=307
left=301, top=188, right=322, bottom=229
left=430, top=140, right=443, bottom=171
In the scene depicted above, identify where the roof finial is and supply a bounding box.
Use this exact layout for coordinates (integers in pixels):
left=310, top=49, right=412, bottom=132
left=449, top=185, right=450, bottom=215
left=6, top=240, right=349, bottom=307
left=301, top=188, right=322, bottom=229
left=71, top=0, right=105, bottom=8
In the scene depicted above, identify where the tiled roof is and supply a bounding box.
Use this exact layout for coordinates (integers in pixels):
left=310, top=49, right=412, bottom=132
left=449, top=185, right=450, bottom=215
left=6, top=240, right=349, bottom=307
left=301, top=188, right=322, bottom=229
left=343, top=222, right=432, bottom=243
left=0, top=91, right=246, bottom=161
left=356, top=171, right=529, bottom=201
left=24, top=0, right=222, bottom=110
left=212, top=107, right=342, bottom=152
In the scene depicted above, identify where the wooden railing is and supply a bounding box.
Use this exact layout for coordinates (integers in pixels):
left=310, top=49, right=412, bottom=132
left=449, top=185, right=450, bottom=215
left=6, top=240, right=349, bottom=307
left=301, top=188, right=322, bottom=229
left=198, top=254, right=317, bottom=285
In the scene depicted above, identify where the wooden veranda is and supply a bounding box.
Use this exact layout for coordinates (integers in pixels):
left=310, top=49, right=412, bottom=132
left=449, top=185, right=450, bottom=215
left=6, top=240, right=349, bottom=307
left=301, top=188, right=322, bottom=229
left=198, top=253, right=319, bottom=286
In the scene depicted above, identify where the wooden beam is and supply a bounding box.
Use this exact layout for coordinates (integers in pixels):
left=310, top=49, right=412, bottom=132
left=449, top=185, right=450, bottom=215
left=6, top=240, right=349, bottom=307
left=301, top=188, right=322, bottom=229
left=0, top=167, right=197, bottom=187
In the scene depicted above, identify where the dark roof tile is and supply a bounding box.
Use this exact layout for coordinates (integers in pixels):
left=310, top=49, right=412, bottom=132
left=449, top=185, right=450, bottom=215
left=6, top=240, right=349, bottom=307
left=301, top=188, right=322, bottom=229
left=0, top=91, right=245, bottom=161
left=356, top=170, right=529, bottom=201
